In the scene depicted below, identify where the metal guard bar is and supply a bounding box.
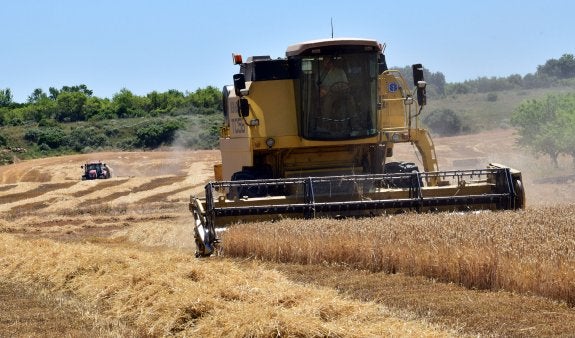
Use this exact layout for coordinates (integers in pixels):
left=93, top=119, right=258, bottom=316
left=203, top=168, right=517, bottom=218
left=211, top=194, right=511, bottom=217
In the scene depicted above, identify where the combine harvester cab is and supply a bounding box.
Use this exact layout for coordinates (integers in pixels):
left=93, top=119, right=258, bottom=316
left=190, top=38, right=525, bottom=257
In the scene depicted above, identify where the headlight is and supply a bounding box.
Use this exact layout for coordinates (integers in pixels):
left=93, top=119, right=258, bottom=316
left=266, top=138, right=275, bottom=148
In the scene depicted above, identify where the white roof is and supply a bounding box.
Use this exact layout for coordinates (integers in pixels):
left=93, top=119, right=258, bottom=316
left=286, top=38, right=381, bottom=57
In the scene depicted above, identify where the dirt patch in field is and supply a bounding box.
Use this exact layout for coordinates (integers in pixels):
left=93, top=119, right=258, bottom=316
left=71, top=178, right=130, bottom=197
left=0, top=184, right=17, bottom=192
left=15, top=197, right=59, bottom=212
left=139, top=186, right=191, bottom=203
left=130, top=175, right=188, bottom=193
left=0, top=182, right=77, bottom=204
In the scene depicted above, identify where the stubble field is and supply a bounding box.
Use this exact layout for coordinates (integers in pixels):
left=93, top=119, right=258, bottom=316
left=1, top=129, right=574, bottom=337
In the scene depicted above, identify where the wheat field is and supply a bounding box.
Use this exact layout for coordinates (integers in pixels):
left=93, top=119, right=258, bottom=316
left=223, top=206, right=575, bottom=306
left=1, top=130, right=575, bottom=336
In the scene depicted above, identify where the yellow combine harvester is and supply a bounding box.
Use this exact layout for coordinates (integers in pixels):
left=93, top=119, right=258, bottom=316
left=190, top=38, right=525, bottom=257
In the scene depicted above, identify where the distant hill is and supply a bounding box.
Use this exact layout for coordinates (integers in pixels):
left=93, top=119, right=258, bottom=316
left=424, top=85, right=575, bottom=133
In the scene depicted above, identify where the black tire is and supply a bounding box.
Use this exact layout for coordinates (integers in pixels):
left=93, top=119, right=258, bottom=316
left=229, top=166, right=277, bottom=198
left=384, top=162, right=421, bottom=188
left=513, top=179, right=525, bottom=209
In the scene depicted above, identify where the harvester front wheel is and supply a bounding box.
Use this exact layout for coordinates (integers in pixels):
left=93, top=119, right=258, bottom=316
left=513, top=179, right=525, bottom=209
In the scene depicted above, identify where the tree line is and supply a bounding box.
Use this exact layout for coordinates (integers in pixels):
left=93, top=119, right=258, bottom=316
left=1, top=52, right=572, bottom=126
left=0, top=85, right=222, bottom=126
left=399, top=53, right=575, bottom=98
left=0, top=86, right=223, bottom=164
left=413, top=54, right=575, bottom=141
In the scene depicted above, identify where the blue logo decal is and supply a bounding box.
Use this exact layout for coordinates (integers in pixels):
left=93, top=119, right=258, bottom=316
left=388, top=82, right=398, bottom=93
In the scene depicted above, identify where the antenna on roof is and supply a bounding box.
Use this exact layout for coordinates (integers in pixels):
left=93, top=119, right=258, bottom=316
left=331, top=17, right=334, bottom=38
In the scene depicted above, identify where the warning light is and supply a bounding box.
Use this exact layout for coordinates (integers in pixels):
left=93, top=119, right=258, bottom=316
left=232, top=53, right=243, bottom=65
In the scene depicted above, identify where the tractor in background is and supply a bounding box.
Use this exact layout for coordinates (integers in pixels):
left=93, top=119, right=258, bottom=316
left=81, top=161, right=111, bottom=180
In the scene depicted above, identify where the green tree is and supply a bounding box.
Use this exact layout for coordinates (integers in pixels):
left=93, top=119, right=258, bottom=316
left=30, top=97, right=58, bottom=122
left=398, top=67, right=446, bottom=97
left=146, top=91, right=169, bottom=114
left=61, top=84, right=93, bottom=96
left=537, top=54, right=575, bottom=79
left=423, top=109, right=464, bottom=136
left=36, top=127, right=68, bottom=149
left=533, top=124, right=561, bottom=168
left=145, top=90, right=185, bottom=115
left=511, top=93, right=575, bottom=168
left=27, top=88, right=47, bottom=103
left=24, top=127, right=68, bottom=149
left=112, top=88, right=146, bottom=118
left=553, top=111, right=575, bottom=168
left=187, top=86, right=222, bottom=109
left=68, top=126, right=108, bottom=151
left=0, top=107, right=7, bottom=125
left=48, top=87, right=60, bottom=100
left=0, top=88, right=13, bottom=107
left=84, top=96, right=114, bottom=120
left=445, top=83, right=471, bottom=95
left=507, top=74, right=523, bottom=87
left=55, top=91, right=88, bottom=122
left=3, top=106, right=26, bottom=125
left=522, top=73, right=552, bottom=89
left=511, top=96, right=557, bottom=141
left=135, top=119, right=183, bottom=148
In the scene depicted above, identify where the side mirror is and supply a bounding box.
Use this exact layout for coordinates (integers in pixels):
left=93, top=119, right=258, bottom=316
left=412, top=64, right=424, bottom=86
left=239, top=98, right=249, bottom=117
left=412, top=64, right=426, bottom=106
left=233, top=73, right=246, bottom=97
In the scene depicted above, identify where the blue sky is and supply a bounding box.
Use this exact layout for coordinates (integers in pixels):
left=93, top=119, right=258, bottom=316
left=1, top=0, right=573, bottom=102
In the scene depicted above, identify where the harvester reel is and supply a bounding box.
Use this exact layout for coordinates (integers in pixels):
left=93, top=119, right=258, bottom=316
left=191, top=198, right=216, bottom=257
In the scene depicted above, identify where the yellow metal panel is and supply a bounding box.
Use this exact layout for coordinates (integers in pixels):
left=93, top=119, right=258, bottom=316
left=226, top=93, right=249, bottom=138
left=250, top=135, right=380, bottom=151
left=220, top=137, right=252, bottom=181
left=213, top=163, right=223, bottom=181
left=247, top=80, right=298, bottom=137
left=378, top=71, right=408, bottom=129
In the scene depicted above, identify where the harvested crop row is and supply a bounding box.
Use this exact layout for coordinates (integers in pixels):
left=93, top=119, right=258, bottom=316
left=0, top=234, right=454, bottom=337
left=222, top=205, right=575, bottom=306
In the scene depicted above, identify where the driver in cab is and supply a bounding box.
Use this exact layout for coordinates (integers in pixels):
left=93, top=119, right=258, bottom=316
left=317, top=57, right=357, bottom=134
left=319, top=57, right=348, bottom=97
